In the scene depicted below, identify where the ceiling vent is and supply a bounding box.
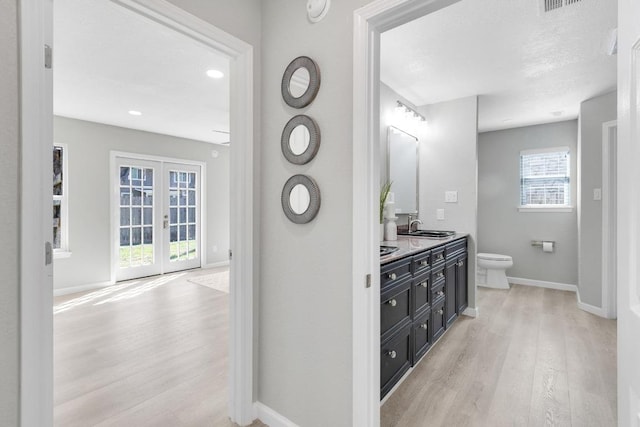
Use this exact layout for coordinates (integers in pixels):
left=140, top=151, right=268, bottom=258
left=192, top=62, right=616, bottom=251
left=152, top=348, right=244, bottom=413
left=541, top=0, right=582, bottom=13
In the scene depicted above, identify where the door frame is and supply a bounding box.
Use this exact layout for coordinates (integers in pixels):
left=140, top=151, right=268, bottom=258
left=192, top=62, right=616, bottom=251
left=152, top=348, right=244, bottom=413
left=601, top=120, right=617, bottom=319
left=352, top=0, right=461, bottom=424
left=110, top=152, right=207, bottom=282
left=19, top=0, right=256, bottom=425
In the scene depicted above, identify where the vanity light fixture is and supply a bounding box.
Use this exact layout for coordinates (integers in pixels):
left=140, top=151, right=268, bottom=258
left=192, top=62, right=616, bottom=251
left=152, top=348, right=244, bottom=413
left=206, top=69, right=224, bottom=79
left=128, top=110, right=142, bottom=116
left=395, top=101, right=426, bottom=122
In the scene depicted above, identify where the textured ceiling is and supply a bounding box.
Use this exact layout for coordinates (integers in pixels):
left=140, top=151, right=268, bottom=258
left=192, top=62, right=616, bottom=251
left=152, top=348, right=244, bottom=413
left=53, top=0, right=230, bottom=144
left=381, top=0, right=617, bottom=132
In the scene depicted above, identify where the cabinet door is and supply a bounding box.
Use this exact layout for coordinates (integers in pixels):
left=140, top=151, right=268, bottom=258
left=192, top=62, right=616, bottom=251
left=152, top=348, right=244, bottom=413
left=444, top=259, right=457, bottom=328
left=412, top=309, right=431, bottom=364
left=456, top=253, right=468, bottom=314
left=431, top=299, right=445, bottom=342
left=380, top=324, right=412, bottom=399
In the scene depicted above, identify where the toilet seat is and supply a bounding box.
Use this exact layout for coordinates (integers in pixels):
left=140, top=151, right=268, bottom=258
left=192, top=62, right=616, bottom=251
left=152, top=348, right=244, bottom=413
left=477, top=253, right=512, bottom=262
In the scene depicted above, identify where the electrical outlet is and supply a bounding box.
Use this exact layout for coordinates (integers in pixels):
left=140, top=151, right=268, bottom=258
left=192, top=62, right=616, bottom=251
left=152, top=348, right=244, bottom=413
left=437, top=209, right=445, bottom=220
left=593, top=188, right=602, bottom=201
left=445, top=191, right=458, bottom=203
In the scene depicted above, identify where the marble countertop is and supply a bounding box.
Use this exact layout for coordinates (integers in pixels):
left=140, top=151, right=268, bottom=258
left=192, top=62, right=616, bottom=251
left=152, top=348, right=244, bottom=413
left=380, top=233, right=468, bottom=265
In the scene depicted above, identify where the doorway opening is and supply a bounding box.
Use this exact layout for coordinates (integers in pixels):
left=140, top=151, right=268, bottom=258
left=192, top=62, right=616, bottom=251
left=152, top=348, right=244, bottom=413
left=20, top=0, right=255, bottom=425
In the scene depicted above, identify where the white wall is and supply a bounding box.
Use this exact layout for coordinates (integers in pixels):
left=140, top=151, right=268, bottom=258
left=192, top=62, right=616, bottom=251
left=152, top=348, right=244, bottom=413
left=578, top=91, right=616, bottom=307
left=478, top=120, right=579, bottom=285
left=53, top=116, right=230, bottom=291
left=418, top=96, right=479, bottom=309
left=259, top=0, right=369, bottom=425
left=0, top=0, right=20, bottom=423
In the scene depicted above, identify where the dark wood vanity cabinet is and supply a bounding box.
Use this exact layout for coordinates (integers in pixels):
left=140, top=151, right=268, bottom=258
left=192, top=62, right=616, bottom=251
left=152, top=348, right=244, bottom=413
left=380, top=236, right=468, bottom=399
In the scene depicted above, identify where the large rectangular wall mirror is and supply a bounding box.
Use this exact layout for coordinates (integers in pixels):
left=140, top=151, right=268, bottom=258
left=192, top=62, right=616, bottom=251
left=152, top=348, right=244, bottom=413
left=387, top=126, right=418, bottom=215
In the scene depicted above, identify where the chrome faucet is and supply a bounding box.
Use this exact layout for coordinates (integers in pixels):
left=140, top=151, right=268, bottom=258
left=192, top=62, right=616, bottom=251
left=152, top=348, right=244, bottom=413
left=407, top=215, right=423, bottom=233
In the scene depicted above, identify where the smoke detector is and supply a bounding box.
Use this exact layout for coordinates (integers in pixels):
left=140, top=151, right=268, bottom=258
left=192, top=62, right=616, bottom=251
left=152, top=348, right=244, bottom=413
left=307, top=0, right=330, bottom=23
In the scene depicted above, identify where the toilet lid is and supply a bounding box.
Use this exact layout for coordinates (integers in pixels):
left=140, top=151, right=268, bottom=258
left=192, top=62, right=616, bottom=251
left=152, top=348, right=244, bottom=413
left=477, top=252, right=512, bottom=261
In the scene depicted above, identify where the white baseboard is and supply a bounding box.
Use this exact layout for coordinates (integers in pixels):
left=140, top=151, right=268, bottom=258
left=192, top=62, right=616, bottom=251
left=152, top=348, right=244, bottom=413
left=507, top=276, right=577, bottom=292
left=576, top=290, right=607, bottom=317
left=253, top=402, right=299, bottom=427
left=202, top=260, right=230, bottom=269
left=462, top=306, right=478, bottom=318
left=54, top=280, right=114, bottom=297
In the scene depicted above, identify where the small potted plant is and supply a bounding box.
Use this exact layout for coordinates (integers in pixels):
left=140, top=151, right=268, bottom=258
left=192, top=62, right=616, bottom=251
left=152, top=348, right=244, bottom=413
left=380, top=181, right=392, bottom=241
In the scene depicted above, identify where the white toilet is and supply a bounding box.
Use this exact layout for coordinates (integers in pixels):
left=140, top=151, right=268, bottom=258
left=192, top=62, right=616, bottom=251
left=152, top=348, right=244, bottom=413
left=476, top=253, right=513, bottom=289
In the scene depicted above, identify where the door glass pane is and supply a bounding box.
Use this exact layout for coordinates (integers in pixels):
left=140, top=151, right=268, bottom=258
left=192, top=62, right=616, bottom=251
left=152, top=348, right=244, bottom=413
left=53, top=199, right=62, bottom=249
left=119, top=165, right=154, bottom=269
left=168, top=168, right=198, bottom=262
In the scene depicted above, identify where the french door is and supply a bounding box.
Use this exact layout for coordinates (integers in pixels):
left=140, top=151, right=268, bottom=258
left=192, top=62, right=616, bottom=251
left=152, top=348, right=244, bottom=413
left=114, top=156, right=202, bottom=281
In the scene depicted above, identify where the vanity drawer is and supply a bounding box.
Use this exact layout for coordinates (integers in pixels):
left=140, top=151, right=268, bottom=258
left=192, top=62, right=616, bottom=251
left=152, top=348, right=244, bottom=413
left=412, top=309, right=431, bottom=364
left=381, top=279, right=412, bottom=340
left=446, top=238, right=467, bottom=259
left=381, top=323, right=412, bottom=399
left=381, top=258, right=412, bottom=291
left=431, top=264, right=446, bottom=284
left=412, top=271, right=431, bottom=316
left=432, top=299, right=446, bottom=342
left=431, top=280, right=445, bottom=304
left=431, top=247, right=446, bottom=266
left=411, top=251, right=431, bottom=275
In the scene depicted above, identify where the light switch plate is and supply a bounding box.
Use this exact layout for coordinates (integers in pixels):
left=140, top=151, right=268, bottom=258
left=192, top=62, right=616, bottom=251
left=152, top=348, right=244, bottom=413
left=593, top=188, right=602, bottom=201
left=437, top=209, right=445, bottom=220
left=445, top=191, right=458, bottom=203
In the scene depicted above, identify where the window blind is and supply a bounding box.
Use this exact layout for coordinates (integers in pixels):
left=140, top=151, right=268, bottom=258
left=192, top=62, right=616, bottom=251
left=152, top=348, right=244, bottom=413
left=520, top=148, right=570, bottom=206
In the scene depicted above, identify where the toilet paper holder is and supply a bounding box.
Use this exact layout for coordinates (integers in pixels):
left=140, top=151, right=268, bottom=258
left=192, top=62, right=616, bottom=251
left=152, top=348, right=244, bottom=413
left=531, top=240, right=555, bottom=250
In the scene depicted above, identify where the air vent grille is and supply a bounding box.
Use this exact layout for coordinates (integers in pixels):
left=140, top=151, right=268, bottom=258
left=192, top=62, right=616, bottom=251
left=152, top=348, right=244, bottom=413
left=543, top=0, right=582, bottom=13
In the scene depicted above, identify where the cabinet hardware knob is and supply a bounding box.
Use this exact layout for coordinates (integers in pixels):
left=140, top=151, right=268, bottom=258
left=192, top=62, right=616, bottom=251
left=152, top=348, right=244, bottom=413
left=386, top=299, right=397, bottom=307
left=387, top=350, right=397, bottom=359
left=420, top=260, right=428, bottom=267
left=420, top=323, right=428, bottom=330
left=388, top=272, right=397, bottom=280
left=437, top=254, right=444, bottom=260
left=437, top=309, right=444, bottom=315
left=457, top=261, right=464, bottom=267
left=437, top=273, right=444, bottom=279
left=437, top=291, right=444, bottom=297
left=420, top=281, right=428, bottom=288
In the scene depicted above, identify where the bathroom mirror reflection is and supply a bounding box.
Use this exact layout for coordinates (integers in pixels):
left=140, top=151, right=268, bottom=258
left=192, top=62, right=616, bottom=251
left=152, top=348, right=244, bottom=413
left=289, top=124, right=310, bottom=155
left=387, top=126, right=418, bottom=215
left=289, top=67, right=310, bottom=98
left=289, top=184, right=311, bottom=214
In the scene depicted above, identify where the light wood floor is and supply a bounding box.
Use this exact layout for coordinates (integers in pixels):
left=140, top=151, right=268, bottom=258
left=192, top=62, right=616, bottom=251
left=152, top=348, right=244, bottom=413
left=381, top=285, right=617, bottom=427
left=54, top=268, right=265, bottom=427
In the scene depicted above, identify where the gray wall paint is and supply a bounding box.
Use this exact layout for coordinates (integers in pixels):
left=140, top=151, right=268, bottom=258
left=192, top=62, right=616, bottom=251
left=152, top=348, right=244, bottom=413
left=0, top=0, right=20, bottom=423
left=478, top=120, right=579, bottom=285
left=578, top=91, right=616, bottom=307
left=53, top=116, right=230, bottom=290
left=419, top=96, right=479, bottom=309
left=260, top=0, right=369, bottom=425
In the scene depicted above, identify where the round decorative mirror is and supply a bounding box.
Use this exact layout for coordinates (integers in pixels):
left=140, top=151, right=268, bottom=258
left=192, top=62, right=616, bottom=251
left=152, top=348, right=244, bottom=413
left=281, top=56, right=321, bottom=109
left=281, top=115, right=321, bottom=165
left=281, top=175, right=321, bottom=224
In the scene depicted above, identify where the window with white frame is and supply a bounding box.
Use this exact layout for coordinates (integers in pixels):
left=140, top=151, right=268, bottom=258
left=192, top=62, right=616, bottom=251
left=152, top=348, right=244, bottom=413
left=53, top=144, right=69, bottom=252
left=520, top=147, right=570, bottom=208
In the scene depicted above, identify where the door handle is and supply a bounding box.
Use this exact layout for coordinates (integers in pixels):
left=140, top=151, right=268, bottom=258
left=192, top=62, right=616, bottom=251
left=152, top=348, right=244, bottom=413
left=163, top=215, right=169, bottom=229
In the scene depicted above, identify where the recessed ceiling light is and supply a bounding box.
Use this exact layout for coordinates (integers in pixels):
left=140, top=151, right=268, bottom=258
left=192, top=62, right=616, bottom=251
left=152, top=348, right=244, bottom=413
left=206, top=69, right=224, bottom=79
left=502, top=118, right=513, bottom=123
left=128, top=110, right=142, bottom=116
left=551, top=110, right=564, bottom=117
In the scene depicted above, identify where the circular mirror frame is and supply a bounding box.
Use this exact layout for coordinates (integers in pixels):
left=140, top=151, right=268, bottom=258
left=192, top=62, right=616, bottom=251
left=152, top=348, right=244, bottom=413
left=281, top=174, right=321, bottom=224
left=281, top=56, right=321, bottom=109
left=281, top=115, right=321, bottom=165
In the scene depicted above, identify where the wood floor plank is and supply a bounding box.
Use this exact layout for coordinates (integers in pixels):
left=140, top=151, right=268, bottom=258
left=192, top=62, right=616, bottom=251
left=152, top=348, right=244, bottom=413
left=381, top=284, right=617, bottom=427
left=53, top=268, right=267, bottom=427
